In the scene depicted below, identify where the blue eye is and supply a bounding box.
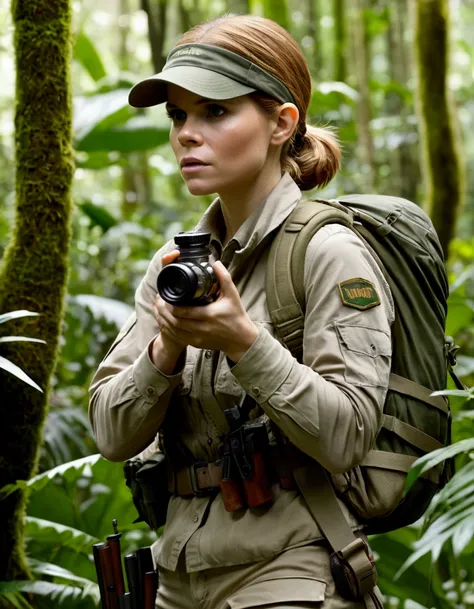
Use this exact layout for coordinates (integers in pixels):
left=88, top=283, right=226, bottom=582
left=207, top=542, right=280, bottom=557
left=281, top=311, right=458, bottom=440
left=166, top=108, right=186, bottom=122
left=207, top=104, right=225, bottom=118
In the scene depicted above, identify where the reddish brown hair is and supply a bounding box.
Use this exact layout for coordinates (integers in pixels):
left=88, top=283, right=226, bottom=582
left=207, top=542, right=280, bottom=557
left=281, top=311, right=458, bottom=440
left=176, top=15, right=341, bottom=190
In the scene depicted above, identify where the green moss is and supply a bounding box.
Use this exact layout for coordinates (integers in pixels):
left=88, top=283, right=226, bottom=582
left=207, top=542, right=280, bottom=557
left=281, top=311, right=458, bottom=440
left=414, top=0, right=465, bottom=257
left=0, top=0, right=73, bottom=591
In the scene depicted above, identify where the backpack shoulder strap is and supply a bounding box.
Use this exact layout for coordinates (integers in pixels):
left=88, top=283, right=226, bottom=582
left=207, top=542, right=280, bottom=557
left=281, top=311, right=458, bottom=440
left=267, top=202, right=378, bottom=597
left=266, top=199, right=353, bottom=360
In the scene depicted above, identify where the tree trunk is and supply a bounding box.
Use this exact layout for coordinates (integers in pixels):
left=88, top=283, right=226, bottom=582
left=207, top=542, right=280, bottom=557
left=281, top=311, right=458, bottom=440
left=227, top=0, right=250, bottom=13
left=384, top=0, right=419, bottom=201
left=333, top=0, right=346, bottom=82
left=413, top=0, right=465, bottom=256
left=307, top=0, right=322, bottom=76
left=263, top=0, right=290, bottom=31
left=0, top=0, right=74, bottom=598
left=141, top=0, right=168, bottom=73
left=350, top=0, right=376, bottom=190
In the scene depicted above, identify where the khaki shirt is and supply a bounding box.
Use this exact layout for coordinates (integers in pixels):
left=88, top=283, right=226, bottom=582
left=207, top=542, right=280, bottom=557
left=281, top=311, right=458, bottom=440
left=89, top=173, right=394, bottom=572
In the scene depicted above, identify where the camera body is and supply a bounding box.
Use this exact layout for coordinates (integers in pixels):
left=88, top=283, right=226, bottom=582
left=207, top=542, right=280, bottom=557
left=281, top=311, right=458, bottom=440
left=157, top=232, right=218, bottom=306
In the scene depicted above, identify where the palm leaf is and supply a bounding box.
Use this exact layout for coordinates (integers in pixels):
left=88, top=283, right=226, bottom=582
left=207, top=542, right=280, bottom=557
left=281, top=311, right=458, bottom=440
left=0, top=336, right=46, bottom=344
left=406, top=438, right=474, bottom=492
left=25, top=517, right=99, bottom=555
left=397, top=459, right=474, bottom=577
left=29, top=559, right=98, bottom=589
left=0, top=591, right=34, bottom=609
left=0, top=310, right=39, bottom=324
left=0, top=356, right=43, bottom=392
left=0, top=454, right=102, bottom=498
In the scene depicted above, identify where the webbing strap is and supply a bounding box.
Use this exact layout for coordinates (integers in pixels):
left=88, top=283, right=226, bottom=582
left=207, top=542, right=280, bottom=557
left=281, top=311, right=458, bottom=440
left=388, top=373, right=449, bottom=413
left=293, top=463, right=355, bottom=552
left=381, top=414, right=444, bottom=453
left=293, top=462, right=377, bottom=594
left=360, top=450, right=441, bottom=483
left=266, top=200, right=352, bottom=358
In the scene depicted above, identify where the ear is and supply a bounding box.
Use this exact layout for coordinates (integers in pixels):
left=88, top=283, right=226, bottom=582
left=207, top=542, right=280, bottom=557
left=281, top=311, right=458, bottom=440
left=270, top=103, right=299, bottom=146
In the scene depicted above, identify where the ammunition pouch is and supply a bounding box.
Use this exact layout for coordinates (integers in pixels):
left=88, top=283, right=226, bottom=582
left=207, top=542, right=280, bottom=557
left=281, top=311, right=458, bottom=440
left=124, top=452, right=171, bottom=531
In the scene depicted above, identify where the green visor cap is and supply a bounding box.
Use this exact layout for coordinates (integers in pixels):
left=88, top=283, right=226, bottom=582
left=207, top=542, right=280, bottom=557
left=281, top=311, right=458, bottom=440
left=128, top=43, right=295, bottom=107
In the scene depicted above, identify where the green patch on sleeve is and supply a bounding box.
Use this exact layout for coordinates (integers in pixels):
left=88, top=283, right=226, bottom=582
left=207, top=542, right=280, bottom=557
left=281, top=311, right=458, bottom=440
left=338, top=278, right=381, bottom=310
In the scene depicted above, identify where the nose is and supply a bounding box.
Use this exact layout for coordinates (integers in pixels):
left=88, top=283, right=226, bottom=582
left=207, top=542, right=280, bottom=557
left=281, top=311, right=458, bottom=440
left=177, top=116, right=204, bottom=147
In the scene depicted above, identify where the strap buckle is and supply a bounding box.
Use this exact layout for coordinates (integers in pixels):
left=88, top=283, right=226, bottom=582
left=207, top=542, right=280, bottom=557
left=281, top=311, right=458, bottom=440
left=189, top=461, right=218, bottom=497
left=330, top=538, right=378, bottom=600
left=445, top=336, right=460, bottom=367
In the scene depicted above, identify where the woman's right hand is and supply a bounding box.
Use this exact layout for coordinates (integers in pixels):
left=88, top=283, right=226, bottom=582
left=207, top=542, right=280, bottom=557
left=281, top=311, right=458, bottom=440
left=150, top=250, right=188, bottom=374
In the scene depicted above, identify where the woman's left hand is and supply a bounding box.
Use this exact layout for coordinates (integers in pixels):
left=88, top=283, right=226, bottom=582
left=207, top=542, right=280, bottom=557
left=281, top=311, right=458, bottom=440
left=153, top=261, right=258, bottom=362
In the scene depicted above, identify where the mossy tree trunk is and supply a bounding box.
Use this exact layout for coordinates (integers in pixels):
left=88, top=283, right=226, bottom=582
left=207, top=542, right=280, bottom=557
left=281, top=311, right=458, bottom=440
left=0, top=0, right=74, bottom=598
left=413, top=0, right=464, bottom=256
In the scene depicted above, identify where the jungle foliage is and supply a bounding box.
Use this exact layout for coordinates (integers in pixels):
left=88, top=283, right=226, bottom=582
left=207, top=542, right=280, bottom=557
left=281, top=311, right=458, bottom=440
left=0, top=0, right=473, bottom=607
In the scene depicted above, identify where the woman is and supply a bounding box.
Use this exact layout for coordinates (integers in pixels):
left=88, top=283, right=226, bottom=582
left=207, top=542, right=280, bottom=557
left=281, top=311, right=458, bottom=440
left=89, top=14, right=392, bottom=609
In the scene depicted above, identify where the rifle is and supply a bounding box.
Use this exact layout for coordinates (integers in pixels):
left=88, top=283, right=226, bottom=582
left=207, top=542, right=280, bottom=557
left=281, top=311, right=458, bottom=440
left=93, top=520, right=158, bottom=609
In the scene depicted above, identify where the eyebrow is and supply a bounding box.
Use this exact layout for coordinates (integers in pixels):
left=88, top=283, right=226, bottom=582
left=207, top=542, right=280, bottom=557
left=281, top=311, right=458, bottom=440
left=166, top=98, right=228, bottom=110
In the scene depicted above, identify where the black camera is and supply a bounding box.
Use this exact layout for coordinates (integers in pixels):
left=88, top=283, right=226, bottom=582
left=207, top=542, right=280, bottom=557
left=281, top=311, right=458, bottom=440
left=157, top=232, right=218, bottom=306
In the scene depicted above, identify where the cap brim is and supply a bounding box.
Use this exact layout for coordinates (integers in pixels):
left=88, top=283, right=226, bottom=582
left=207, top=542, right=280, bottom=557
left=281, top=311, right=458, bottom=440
left=128, top=66, right=256, bottom=108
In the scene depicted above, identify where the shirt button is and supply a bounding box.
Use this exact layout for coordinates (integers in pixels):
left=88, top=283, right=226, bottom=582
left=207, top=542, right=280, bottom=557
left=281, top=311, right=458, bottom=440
left=192, top=513, right=199, bottom=523
left=205, top=350, right=212, bottom=359
left=146, top=386, right=155, bottom=396
left=252, top=387, right=260, bottom=397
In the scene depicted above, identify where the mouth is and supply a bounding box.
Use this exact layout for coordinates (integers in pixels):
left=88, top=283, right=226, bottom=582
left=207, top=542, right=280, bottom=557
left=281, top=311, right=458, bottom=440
left=180, top=159, right=210, bottom=174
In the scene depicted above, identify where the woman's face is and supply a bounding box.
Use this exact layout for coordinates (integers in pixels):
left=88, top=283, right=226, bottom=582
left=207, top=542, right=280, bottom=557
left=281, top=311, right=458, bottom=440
left=166, top=85, right=279, bottom=197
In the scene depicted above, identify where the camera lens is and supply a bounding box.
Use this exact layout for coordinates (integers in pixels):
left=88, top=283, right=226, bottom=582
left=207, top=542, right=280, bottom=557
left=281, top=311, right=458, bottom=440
left=157, top=265, right=198, bottom=304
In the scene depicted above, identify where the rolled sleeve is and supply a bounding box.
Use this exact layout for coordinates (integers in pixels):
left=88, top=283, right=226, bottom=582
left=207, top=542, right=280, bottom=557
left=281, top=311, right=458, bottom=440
left=132, top=339, right=182, bottom=403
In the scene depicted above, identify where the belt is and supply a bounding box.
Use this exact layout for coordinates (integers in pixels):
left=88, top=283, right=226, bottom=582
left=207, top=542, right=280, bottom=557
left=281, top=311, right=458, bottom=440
left=168, top=449, right=297, bottom=498
left=168, top=461, right=223, bottom=497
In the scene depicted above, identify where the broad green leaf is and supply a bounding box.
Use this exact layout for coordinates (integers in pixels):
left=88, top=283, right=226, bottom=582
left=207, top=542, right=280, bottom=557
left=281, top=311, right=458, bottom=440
left=316, top=81, right=359, bottom=102
left=0, top=579, right=98, bottom=604
left=25, top=517, right=99, bottom=555
left=77, top=201, right=118, bottom=232
left=72, top=295, right=134, bottom=328
left=445, top=295, right=474, bottom=336
left=77, top=118, right=169, bottom=153
left=0, top=336, right=46, bottom=344
left=29, top=559, right=98, bottom=588
left=27, top=454, right=102, bottom=494
left=75, top=151, right=122, bottom=170
left=73, top=90, right=131, bottom=142
left=0, top=310, right=39, bottom=324
left=406, top=438, right=474, bottom=492
left=370, top=529, right=448, bottom=607
left=0, top=356, right=43, bottom=392
left=74, top=32, right=106, bottom=82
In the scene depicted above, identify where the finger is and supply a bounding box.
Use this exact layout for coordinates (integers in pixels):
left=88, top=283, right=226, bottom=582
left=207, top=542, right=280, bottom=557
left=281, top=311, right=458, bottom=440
left=212, top=261, right=238, bottom=296
left=169, top=304, right=208, bottom=320
left=162, top=249, right=180, bottom=266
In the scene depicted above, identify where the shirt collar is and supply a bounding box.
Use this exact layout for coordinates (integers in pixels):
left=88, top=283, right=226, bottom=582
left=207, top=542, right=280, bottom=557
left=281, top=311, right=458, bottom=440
left=193, top=173, right=302, bottom=263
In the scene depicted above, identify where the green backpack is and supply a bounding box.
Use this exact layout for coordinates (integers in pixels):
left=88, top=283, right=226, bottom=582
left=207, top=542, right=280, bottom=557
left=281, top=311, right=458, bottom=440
left=266, top=194, right=459, bottom=536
